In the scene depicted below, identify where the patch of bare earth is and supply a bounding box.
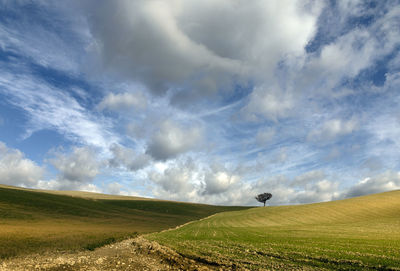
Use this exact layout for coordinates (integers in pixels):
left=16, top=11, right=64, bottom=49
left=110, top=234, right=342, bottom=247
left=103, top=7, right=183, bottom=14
left=0, top=237, right=229, bottom=271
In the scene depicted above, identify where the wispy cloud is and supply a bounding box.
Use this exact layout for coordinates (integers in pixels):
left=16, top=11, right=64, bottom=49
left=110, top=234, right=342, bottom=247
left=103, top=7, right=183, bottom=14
left=0, top=2, right=87, bottom=74
left=0, top=66, right=119, bottom=150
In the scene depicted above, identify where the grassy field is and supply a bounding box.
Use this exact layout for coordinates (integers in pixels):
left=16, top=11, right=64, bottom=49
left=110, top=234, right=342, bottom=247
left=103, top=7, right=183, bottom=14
left=0, top=185, right=247, bottom=259
left=147, top=190, right=400, bottom=270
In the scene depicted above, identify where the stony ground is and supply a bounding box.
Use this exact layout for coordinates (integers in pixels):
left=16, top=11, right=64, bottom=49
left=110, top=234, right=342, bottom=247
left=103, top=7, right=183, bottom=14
left=0, top=236, right=229, bottom=271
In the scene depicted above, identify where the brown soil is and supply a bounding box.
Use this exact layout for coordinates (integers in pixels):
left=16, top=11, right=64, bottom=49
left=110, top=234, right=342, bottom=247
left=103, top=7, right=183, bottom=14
left=0, top=236, right=230, bottom=271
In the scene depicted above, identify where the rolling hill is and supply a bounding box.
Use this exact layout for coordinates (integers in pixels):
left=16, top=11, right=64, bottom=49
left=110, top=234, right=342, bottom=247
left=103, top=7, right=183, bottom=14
left=0, top=184, right=248, bottom=259
left=147, top=190, right=400, bottom=270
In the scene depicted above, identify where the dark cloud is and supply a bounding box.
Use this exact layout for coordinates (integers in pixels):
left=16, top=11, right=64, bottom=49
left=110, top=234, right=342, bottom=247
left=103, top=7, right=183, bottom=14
left=84, top=0, right=321, bottom=104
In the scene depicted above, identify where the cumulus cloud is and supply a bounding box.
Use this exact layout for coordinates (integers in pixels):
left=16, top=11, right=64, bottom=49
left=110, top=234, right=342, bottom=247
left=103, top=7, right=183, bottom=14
left=196, top=173, right=339, bottom=206
left=314, top=29, right=375, bottom=78
left=242, top=86, right=295, bottom=122
left=305, top=5, right=400, bottom=94
left=98, top=92, right=147, bottom=111
left=84, top=0, right=321, bottom=102
left=203, top=168, right=239, bottom=195
left=147, top=159, right=400, bottom=206
left=146, top=119, right=203, bottom=161
left=148, top=159, right=199, bottom=200
left=104, top=182, right=140, bottom=196
left=146, top=160, right=339, bottom=206
left=0, top=142, right=44, bottom=187
left=239, top=2, right=400, bottom=123
left=293, top=180, right=340, bottom=204
left=108, top=144, right=151, bottom=171
left=148, top=159, right=242, bottom=202
left=3, top=1, right=400, bottom=207
left=245, top=173, right=341, bottom=206
left=48, top=147, right=100, bottom=190
left=345, top=171, right=400, bottom=198
left=35, top=180, right=102, bottom=193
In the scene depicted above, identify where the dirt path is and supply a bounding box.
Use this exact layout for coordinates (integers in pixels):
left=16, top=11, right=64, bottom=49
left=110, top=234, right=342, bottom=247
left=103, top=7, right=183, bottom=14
left=0, top=236, right=223, bottom=271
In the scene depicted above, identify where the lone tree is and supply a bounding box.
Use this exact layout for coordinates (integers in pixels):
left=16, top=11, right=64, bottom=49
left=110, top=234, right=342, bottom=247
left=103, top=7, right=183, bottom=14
left=255, top=192, right=272, bottom=207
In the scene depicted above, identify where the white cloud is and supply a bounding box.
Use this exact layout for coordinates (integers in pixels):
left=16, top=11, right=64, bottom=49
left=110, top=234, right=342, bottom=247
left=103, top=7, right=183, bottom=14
left=308, top=118, right=358, bottom=142
left=2, top=1, right=400, bottom=207
left=102, top=182, right=142, bottom=197
left=106, top=182, right=126, bottom=195
left=294, top=180, right=340, bottom=204
left=148, top=159, right=199, bottom=200
left=108, top=144, right=151, bottom=171
left=242, top=86, right=295, bottom=122
left=244, top=174, right=341, bottom=206
left=98, top=92, right=147, bottom=111
left=48, top=146, right=100, bottom=190
left=305, top=5, right=400, bottom=95
left=35, top=180, right=102, bottom=193
left=345, top=171, right=400, bottom=198
left=146, top=119, right=203, bottom=160
left=148, top=159, right=242, bottom=203
left=203, top=169, right=239, bottom=195
left=316, top=29, right=374, bottom=78
left=146, top=159, right=338, bottom=206
left=146, top=159, right=400, bottom=206
left=337, top=0, right=364, bottom=15
left=0, top=142, right=44, bottom=187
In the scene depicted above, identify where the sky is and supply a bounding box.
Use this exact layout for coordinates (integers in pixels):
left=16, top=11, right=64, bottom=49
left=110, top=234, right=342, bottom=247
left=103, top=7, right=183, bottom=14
left=1, top=0, right=400, bottom=206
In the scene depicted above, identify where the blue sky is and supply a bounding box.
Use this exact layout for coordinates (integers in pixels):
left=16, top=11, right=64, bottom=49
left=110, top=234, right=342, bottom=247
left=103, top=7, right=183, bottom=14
left=1, top=0, right=400, bottom=205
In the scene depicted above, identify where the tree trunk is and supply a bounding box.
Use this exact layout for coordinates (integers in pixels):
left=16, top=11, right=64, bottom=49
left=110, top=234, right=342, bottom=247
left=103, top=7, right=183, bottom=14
left=263, top=201, right=265, bottom=207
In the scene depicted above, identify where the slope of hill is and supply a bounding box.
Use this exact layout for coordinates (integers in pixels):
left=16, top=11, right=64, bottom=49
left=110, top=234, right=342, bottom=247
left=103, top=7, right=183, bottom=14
left=148, top=190, right=400, bottom=270
left=0, top=185, right=248, bottom=259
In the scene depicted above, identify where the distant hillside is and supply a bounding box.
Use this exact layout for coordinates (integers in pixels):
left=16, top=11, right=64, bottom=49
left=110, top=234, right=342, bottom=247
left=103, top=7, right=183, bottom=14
left=0, top=184, right=152, bottom=200
left=0, top=184, right=248, bottom=259
left=148, top=190, right=400, bottom=270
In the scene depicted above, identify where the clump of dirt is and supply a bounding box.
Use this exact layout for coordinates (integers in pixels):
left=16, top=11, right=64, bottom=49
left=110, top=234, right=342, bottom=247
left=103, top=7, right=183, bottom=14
left=0, top=236, right=232, bottom=271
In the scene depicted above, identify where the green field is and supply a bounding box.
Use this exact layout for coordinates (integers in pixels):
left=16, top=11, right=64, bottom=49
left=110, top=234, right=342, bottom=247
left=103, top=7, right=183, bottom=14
left=0, top=185, right=247, bottom=259
left=147, top=190, right=400, bottom=270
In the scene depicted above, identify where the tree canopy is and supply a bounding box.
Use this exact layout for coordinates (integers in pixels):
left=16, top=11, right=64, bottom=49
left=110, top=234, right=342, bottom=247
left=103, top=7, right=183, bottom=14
left=255, top=192, right=272, bottom=206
